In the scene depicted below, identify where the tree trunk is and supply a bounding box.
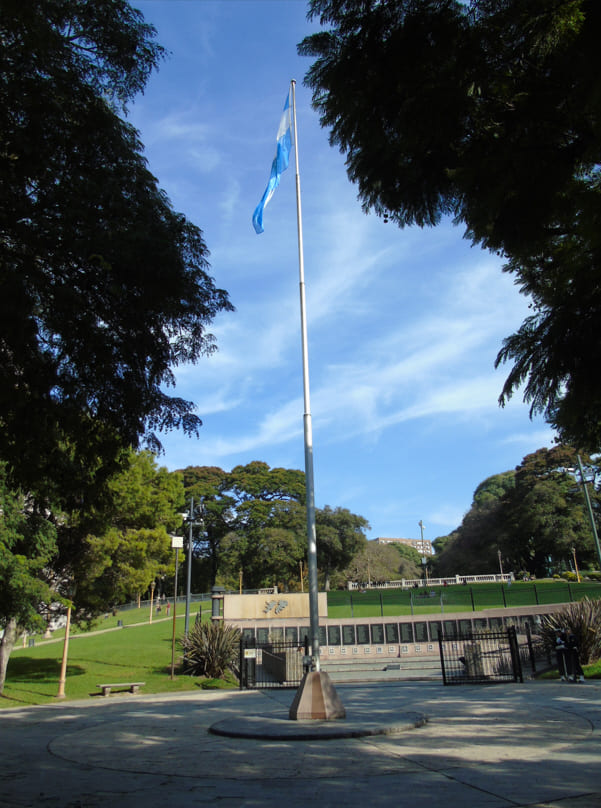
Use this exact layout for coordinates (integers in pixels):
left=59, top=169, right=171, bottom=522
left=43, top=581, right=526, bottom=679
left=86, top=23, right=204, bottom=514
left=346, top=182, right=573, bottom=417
left=0, top=618, right=19, bottom=694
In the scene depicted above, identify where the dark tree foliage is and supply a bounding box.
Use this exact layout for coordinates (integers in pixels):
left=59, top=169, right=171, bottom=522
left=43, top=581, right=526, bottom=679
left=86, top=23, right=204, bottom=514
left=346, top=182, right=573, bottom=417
left=300, top=0, right=601, bottom=450
left=180, top=462, right=370, bottom=591
left=0, top=1, right=233, bottom=499
left=433, top=446, right=599, bottom=578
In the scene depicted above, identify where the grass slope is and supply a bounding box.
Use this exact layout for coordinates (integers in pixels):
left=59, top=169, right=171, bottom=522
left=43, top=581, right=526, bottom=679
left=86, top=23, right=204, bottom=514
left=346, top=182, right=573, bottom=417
left=2, top=615, right=209, bottom=708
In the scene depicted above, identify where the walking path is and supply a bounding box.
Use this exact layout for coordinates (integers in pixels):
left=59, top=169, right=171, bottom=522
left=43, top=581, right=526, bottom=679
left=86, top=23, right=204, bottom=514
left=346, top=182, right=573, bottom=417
left=1, top=680, right=600, bottom=807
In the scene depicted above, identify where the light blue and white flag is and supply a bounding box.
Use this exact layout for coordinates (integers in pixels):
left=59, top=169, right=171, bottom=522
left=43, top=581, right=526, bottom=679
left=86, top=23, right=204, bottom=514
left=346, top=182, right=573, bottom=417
left=252, top=92, right=292, bottom=234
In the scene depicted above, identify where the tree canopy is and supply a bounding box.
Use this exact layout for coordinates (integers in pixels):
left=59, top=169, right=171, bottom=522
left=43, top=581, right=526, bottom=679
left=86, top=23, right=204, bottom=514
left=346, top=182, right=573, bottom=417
left=340, top=540, right=420, bottom=587
left=0, top=0, right=233, bottom=499
left=0, top=449, right=184, bottom=692
left=433, top=446, right=599, bottom=578
left=180, top=462, right=370, bottom=591
left=300, top=0, right=601, bottom=450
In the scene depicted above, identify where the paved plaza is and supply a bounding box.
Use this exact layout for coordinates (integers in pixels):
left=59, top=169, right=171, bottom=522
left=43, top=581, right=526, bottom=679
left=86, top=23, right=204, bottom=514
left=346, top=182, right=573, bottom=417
left=0, top=680, right=600, bottom=807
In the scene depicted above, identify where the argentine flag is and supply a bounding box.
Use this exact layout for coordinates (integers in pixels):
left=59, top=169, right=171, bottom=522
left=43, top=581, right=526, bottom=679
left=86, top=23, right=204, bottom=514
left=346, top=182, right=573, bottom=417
left=252, top=92, right=292, bottom=234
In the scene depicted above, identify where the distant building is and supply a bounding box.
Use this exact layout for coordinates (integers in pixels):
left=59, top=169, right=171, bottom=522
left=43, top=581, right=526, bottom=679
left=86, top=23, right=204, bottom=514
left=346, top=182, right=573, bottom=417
left=375, top=536, right=433, bottom=556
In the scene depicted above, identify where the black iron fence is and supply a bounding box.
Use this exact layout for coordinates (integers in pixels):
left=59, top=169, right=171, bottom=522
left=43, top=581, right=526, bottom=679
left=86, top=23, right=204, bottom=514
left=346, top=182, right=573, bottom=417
left=240, top=638, right=305, bottom=689
left=240, top=623, right=552, bottom=689
left=328, top=582, right=601, bottom=617
left=439, top=626, right=526, bottom=684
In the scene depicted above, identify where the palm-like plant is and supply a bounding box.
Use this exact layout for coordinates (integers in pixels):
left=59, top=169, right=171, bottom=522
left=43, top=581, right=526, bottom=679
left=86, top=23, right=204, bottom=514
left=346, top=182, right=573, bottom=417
left=541, top=598, right=601, bottom=665
left=179, top=621, right=241, bottom=679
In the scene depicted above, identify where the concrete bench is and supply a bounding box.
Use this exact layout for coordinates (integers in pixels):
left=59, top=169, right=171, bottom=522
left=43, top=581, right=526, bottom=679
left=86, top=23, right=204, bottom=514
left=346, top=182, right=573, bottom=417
left=96, top=682, right=145, bottom=697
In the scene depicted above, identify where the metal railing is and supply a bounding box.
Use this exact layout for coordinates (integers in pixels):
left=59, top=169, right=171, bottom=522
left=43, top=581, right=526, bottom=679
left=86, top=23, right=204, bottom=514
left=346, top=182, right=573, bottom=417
left=439, top=626, right=523, bottom=685
left=240, top=638, right=305, bottom=689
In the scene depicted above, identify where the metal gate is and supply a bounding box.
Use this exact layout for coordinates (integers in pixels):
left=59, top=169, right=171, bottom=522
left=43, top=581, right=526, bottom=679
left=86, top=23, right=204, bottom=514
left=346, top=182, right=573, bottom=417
left=439, top=626, right=523, bottom=685
left=239, top=638, right=305, bottom=689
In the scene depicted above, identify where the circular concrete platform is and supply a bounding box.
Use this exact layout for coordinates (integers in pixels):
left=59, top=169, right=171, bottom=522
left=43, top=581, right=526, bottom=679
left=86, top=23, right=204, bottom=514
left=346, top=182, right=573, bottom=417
left=209, top=710, right=428, bottom=740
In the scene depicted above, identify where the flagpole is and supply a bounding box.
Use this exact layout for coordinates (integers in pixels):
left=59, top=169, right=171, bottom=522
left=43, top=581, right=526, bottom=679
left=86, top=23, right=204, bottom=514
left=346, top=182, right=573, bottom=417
left=290, top=79, right=320, bottom=672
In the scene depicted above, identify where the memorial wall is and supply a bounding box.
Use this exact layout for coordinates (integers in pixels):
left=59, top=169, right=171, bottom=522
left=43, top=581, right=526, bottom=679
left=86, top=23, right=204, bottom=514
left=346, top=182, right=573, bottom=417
left=223, top=592, right=327, bottom=621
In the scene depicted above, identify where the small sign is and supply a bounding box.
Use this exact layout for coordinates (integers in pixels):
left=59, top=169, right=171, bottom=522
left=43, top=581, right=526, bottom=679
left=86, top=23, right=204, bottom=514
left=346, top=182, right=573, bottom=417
left=244, top=649, right=257, bottom=659
left=171, top=536, right=184, bottom=549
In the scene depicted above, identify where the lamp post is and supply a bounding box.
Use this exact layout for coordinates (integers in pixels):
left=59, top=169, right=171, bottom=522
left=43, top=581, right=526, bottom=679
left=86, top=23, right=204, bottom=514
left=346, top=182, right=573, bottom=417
left=497, top=549, right=504, bottom=578
left=577, top=455, right=601, bottom=571
left=419, top=521, right=427, bottom=584
left=185, top=499, right=194, bottom=638
left=170, top=533, right=183, bottom=679
left=182, top=498, right=204, bottom=640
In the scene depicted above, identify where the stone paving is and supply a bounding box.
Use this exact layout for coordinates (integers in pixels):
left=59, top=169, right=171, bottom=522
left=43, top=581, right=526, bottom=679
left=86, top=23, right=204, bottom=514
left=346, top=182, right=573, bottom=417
left=0, top=680, right=600, bottom=807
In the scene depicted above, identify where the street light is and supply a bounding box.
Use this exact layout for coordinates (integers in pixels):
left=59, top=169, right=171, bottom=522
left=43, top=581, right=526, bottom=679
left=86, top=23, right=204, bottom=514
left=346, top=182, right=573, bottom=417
left=181, top=498, right=204, bottom=639
left=170, top=533, right=183, bottom=679
left=577, top=455, right=601, bottom=572
left=497, top=549, right=504, bottom=578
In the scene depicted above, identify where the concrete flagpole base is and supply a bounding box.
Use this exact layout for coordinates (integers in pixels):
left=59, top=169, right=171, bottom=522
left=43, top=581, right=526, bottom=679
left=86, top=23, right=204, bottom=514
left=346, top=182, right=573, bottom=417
left=288, top=671, right=346, bottom=721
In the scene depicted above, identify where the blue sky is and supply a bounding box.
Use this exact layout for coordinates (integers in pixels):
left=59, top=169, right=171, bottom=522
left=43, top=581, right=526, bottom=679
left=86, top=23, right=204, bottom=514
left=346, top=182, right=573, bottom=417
left=129, top=0, right=555, bottom=546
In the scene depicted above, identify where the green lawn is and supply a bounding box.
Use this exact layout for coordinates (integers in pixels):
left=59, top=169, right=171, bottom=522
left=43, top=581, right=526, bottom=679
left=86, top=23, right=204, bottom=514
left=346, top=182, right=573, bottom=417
left=3, top=581, right=600, bottom=709
left=327, top=581, right=601, bottom=619
left=2, top=613, right=214, bottom=709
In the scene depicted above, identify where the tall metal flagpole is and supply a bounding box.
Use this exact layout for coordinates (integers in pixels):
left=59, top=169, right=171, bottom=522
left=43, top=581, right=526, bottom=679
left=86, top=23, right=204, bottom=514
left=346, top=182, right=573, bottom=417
left=290, top=79, right=320, bottom=671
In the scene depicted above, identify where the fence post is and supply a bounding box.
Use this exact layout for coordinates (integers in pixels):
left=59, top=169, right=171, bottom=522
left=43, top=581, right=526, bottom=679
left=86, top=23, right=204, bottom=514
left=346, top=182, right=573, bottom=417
left=379, top=591, right=383, bottom=617
left=567, top=583, right=573, bottom=602
left=410, top=589, right=414, bottom=616
left=533, top=584, right=539, bottom=605
left=501, top=585, right=507, bottom=608
left=438, top=636, right=448, bottom=686
left=239, top=638, right=245, bottom=690
left=350, top=592, right=354, bottom=618
left=507, top=625, right=523, bottom=683
left=470, top=587, right=475, bottom=611
left=525, top=622, right=536, bottom=674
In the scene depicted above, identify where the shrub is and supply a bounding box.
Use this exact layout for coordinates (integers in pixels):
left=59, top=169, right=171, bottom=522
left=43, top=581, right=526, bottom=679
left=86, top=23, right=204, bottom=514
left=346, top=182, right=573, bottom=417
left=179, top=621, right=241, bottom=679
left=541, top=598, right=601, bottom=665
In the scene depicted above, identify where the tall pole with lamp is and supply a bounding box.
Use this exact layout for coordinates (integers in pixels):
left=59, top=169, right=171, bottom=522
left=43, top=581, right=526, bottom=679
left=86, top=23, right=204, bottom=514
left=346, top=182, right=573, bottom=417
left=182, top=499, right=204, bottom=640
left=170, top=534, right=183, bottom=679
left=577, top=455, right=601, bottom=571
left=185, top=498, right=194, bottom=639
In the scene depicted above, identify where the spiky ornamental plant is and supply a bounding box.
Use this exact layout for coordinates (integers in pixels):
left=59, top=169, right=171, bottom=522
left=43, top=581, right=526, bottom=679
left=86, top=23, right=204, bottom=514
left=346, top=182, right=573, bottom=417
left=541, top=598, right=601, bottom=665
left=179, top=621, right=241, bottom=679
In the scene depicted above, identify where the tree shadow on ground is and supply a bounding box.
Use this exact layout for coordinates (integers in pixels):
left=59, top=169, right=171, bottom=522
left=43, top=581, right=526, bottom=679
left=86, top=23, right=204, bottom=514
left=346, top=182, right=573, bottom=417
left=7, top=657, right=85, bottom=681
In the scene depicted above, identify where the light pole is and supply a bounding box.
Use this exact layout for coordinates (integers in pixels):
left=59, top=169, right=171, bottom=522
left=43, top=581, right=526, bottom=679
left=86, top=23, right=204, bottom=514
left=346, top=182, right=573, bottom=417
left=577, top=455, right=601, bottom=571
left=182, top=498, right=204, bottom=640
left=170, top=533, right=183, bottom=679
left=497, top=549, right=504, bottom=578
left=419, top=521, right=427, bottom=583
